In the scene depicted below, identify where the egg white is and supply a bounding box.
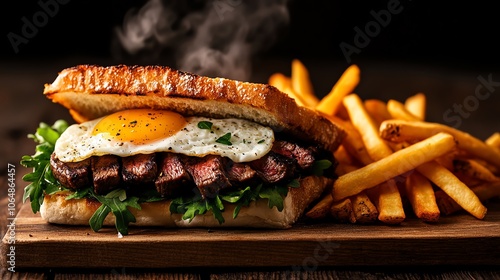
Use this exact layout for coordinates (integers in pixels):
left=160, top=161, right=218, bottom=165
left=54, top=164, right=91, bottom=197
left=54, top=116, right=274, bottom=163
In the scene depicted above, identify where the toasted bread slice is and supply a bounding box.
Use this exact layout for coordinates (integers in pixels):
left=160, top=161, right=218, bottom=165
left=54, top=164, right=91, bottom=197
left=41, top=175, right=332, bottom=228
left=44, top=65, right=344, bottom=153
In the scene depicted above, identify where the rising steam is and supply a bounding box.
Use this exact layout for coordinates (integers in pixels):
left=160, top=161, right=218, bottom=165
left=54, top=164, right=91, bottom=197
left=115, top=0, right=290, bottom=81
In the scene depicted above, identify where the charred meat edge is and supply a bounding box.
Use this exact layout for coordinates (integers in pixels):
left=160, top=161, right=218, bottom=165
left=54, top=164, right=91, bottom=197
left=50, top=140, right=324, bottom=198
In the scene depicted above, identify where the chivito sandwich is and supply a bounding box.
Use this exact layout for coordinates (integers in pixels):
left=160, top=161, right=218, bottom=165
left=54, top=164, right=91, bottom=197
left=21, top=65, right=345, bottom=235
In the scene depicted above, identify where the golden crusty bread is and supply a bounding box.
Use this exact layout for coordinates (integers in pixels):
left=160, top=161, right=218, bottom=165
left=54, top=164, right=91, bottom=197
left=43, top=65, right=345, bottom=154
left=41, top=175, right=332, bottom=229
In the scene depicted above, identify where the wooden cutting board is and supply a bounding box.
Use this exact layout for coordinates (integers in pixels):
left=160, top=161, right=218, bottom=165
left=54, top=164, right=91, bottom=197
left=2, top=203, right=500, bottom=269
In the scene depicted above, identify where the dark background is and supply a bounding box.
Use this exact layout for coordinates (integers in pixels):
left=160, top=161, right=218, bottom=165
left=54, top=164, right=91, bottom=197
left=2, top=1, right=500, bottom=72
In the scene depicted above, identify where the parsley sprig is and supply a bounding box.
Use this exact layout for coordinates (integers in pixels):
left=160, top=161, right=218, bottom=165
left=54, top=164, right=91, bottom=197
left=216, top=132, right=232, bottom=145
left=197, top=121, right=232, bottom=145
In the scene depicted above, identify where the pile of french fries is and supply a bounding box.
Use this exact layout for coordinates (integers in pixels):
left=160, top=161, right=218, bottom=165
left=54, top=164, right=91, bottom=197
left=269, top=59, right=500, bottom=224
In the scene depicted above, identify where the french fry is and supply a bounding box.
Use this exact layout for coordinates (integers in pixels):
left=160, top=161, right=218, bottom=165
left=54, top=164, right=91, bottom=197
left=454, top=175, right=483, bottom=188
left=315, top=65, right=360, bottom=116
left=351, top=192, right=379, bottom=223
left=331, top=162, right=367, bottom=224
left=334, top=145, right=354, bottom=165
left=268, top=72, right=290, bottom=91
left=405, top=171, right=440, bottom=222
left=416, top=160, right=487, bottom=219
left=268, top=73, right=307, bottom=107
left=335, top=102, right=351, bottom=120
left=434, top=152, right=455, bottom=171
left=486, top=132, right=500, bottom=151
left=364, top=99, right=392, bottom=126
left=335, top=162, right=378, bottom=224
left=332, top=132, right=456, bottom=201
left=404, top=92, right=426, bottom=120
left=366, top=180, right=405, bottom=224
left=379, top=120, right=500, bottom=169
left=434, top=191, right=457, bottom=216
left=306, top=161, right=358, bottom=220
left=342, top=94, right=406, bottom=223
left=387, top=99, right=420, bottom=121
left=291, top=59, right=320, bottom=108
left=453, top=158, right=499, bottom=182
left=467, top=180, right=500, bottom=203
left=271, top=61, right=498, bottom=224
left=323, top=115, right=373, bottom=166
left=336, top=161, right=359, bottom=176
left=305, top=194, right=334, bottom=220
left=330, top=198, right=356, bottom=223
left=435, top=181, right=500, bottom=215
left=343, top=94, right=394, bottom=161
left=386, top=141, right=410, bottom=153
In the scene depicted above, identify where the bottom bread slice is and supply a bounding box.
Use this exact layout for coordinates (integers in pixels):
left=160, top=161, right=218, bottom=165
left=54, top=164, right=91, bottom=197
left=40, top=176, right=332, bottom=229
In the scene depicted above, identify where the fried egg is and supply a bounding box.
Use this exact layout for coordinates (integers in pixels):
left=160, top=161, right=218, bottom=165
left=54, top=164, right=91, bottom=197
left=54, top=109, right=274, bottom=163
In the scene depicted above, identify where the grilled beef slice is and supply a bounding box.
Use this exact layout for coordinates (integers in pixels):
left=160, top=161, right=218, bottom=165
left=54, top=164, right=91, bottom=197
left=183, top=155, right=232, bottom=199
left=49, top=140, right=328, bottom=198
left=271, top=140, right=316, bottom=169
left=121, top=154, right=157, bottom=186
left=249, top=152, right=296, bottom=183
left=224, top=160, right=256, bottom=184
left=91, top=155, right=121, bottom=195
left=50, top=153, right=91, bottom=190
left=155, top=153, right=191, bottom=197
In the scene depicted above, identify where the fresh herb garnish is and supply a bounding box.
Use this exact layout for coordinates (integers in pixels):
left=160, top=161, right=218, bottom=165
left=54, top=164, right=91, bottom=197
left=170, top=181, right=294, bottom=222
left=198, top=121, right=232, bottom=145
left=21, top=120, right=68, bottom=213
left=312, top=159, right=333, bottom=176
left=220, top=185, right=261, bottom=218
left=170, top=194, right=226, bottom=224
left=90, top=189, right=141, bottom=235
left=216, top=133, right=232, bottom=145
left=197, top=121, right=213, bottom=129
left=258, top=184, right=289, bottom=211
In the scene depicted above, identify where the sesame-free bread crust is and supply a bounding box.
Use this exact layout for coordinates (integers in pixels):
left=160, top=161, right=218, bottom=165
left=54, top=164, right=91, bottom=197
left=40, top=175, right=332, bottom=229
left=44, top=65, right=344, bottom=154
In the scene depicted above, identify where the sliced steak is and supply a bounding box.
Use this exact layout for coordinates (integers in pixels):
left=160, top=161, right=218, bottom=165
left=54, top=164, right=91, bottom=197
left=272, top=140, right=316, bottom=169
left=249, top=152, right=296, bottom=183
left=224, top=161, right=256, bottom=184
left=121, top=153, right=157, bottom=186
left=50, top=154, right=91, bottom=190
left=91, top=155, right=121, bottom=195
left=183, top=155, right=231, bottom=199
left=155, top=153, right=191, bottom=197
left=48, top=138, right=320, bottom=197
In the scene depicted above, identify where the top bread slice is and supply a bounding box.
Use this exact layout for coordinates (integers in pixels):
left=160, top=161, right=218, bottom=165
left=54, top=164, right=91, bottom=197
left=44, top=64, right=345, bottom=154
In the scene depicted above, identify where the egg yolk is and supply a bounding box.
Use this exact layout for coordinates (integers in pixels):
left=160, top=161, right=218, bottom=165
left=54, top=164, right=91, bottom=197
left=93, top=109, right=187, bottom=145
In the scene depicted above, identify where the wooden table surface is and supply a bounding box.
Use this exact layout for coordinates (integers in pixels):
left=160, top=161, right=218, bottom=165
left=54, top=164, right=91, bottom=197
left=1, top=58, right=499, bottom=279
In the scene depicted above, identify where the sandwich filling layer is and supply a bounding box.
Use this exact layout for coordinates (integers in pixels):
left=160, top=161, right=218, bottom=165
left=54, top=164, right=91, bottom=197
left=34, top=114, right=335, bottom=233
left=51, top=109, right=334, bottom=200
